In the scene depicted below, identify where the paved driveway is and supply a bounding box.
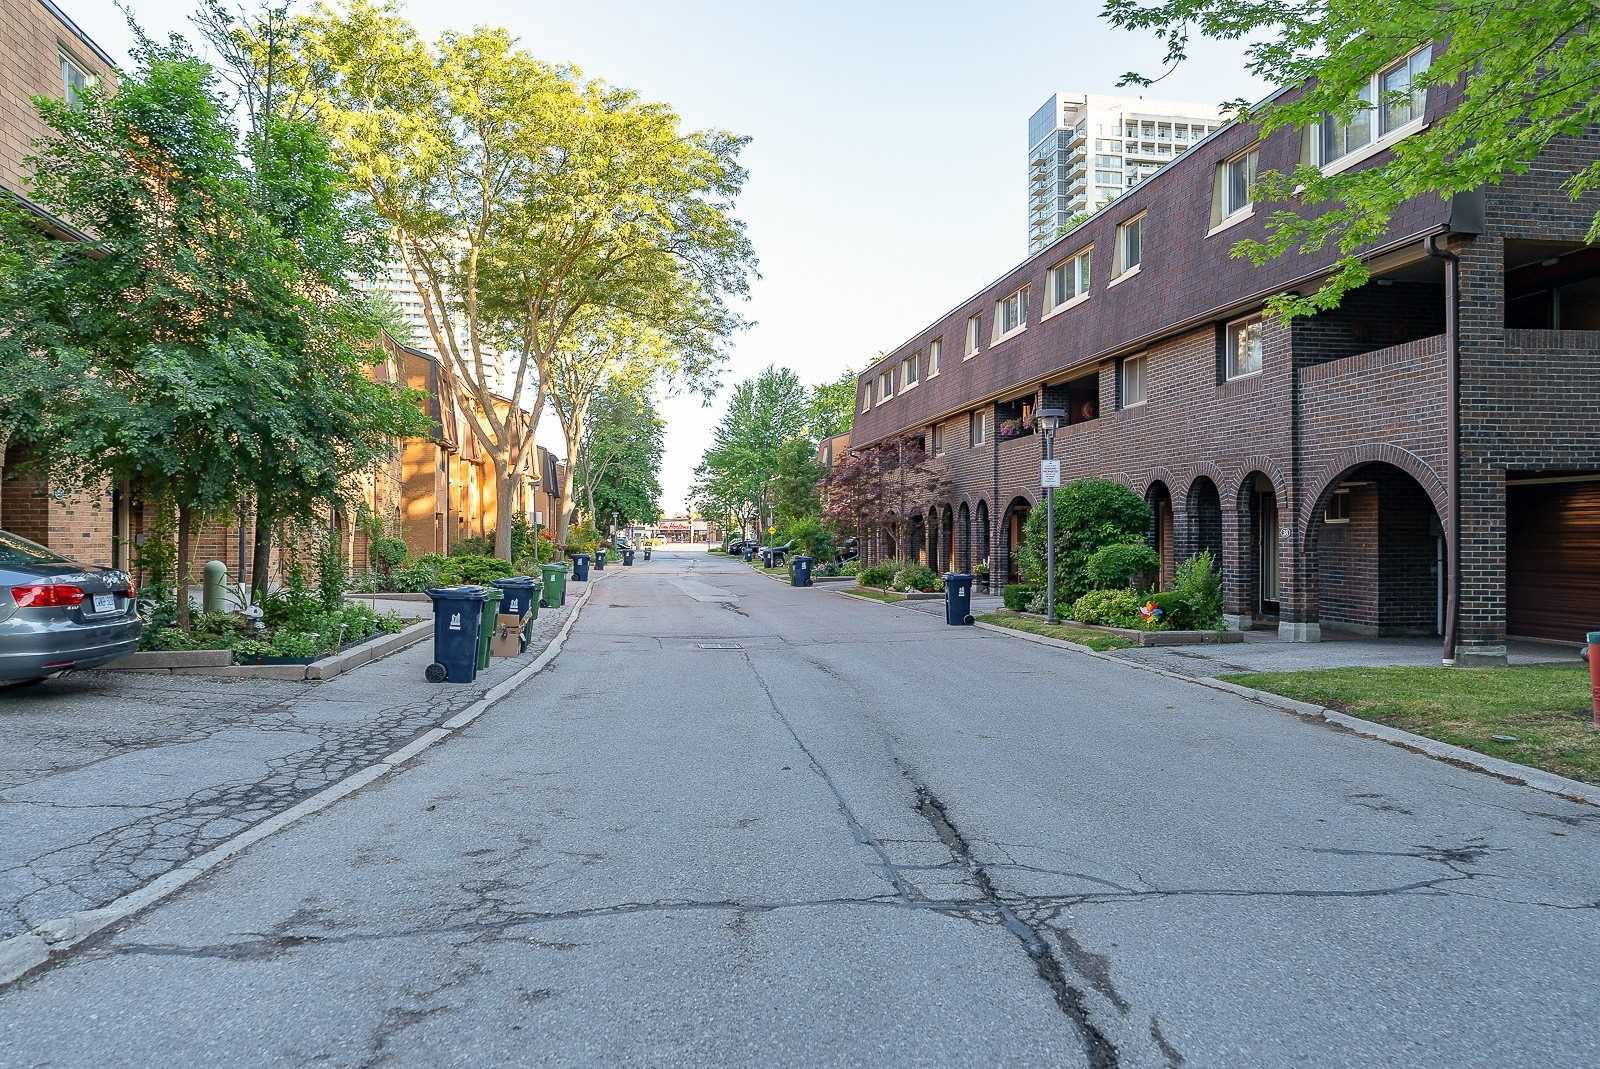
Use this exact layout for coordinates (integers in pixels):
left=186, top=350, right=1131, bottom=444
left=1, top=552, right=1596, bottom=1067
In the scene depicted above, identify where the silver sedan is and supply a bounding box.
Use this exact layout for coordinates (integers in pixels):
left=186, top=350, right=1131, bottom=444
left=0, top=529, right=141, bottom=685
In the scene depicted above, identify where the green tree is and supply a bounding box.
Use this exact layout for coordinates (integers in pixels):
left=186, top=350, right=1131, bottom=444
left=771, top=438, right=822, bottom=531
left=286, top=1, right=755, bottom=555
left=1104, top=0, right=1600, bottom=314
left=577, top=378, right=665, bottom=531
left=694, top=367, right=811, bottom=538
left=808, top=367, right=858, bottom=438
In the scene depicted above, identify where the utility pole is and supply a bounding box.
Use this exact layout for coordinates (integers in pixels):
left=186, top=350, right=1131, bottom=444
left=1037, top=408, right=1065, bottom=624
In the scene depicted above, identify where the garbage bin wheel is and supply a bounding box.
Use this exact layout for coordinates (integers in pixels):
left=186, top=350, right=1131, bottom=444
left=424, top=662, right=448, bottom=683
left=963, top=614, right=975, bottom=626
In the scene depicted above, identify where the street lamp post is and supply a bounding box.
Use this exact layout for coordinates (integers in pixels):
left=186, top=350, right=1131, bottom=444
left=1036, top=407, right=1066, bottom=624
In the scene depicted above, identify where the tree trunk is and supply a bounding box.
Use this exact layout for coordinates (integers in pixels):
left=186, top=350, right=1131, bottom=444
left=251, top=505, right=273, bottom=598
left=492, top=455, right=515, bottom=561
left=558, top=407, right=584, bottom=544
left=175, top=502, right=193, bottom=630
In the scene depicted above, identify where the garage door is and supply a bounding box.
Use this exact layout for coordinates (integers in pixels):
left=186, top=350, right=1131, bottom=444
left=1507, top=480, right=1600, bottom=641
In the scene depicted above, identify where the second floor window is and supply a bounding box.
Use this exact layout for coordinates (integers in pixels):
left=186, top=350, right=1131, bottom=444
left=1114, top=214, right=1144, bottom=277
left=1226, top=314, right=1264, bottom=380
left=879, top=369, right=894, bottom=399
left=993, top=287, right=1027, bottom=341
left=901, top=354, right=919, bottom=389
left=1046, top=246, right=1092, bottom=311
left=1313, top=46, right=1432, bottom=168
left=928, top=338, right=941, bottom=376
left=966, top=314, right=982, bottom=356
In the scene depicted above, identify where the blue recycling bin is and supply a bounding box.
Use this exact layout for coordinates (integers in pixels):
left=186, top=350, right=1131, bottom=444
left=642, top=546, right=652, bottom=561
left=790, top=555, right=814, bottom=587
left=943, top=572, right=974, bottom=626
left=572, top=553, right=590, bottom=581
left=595, top=548, right=607, bottom=571
left=423, top=585, right=490, bottom=682
left=742, top=547, right=755, bottom=563
left=622, top=548, right=635, bottom=566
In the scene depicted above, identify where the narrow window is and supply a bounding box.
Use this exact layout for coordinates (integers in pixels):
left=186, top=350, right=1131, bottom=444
left=969, top=410, right=989, bottom=448
left=932, top=424, right=945, bottom=457
left=1225, top=314, right=1264, bottom=380
left=901, top=353, right=919, bottom=389
left=1120, top=354, right=1148, bottom=407
left=928, top=338, right=941, bottom=376
left=60, top=52, right=92, bottom=108
left=1325, top=489, right=1351, bottom=524
left=1113, top=214, right=1144, bottom=277
left=965, top=314, right=982, bottom=357
left=1212, top=150, right=1258, bottom=226
left=879, top=369, right=894, bottom=399
left=992, top=287, right=1027, bottom=340
left=1380, top=48, right=1431, bottom=135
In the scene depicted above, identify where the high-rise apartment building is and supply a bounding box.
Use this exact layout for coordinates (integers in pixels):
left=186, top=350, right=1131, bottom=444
left=1027, top=92, right=1223, bottom=253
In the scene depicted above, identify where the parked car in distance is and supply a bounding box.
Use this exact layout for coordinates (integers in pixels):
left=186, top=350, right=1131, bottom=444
left=0, top=529, right=141, bottom=686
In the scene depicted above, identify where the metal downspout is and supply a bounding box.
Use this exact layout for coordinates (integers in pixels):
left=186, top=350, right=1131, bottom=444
left=1426, top=232, right=1461, bottom=665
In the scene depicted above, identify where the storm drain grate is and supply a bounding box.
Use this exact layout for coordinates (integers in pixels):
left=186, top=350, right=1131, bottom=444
left=696, top=642, right=744, bottom=650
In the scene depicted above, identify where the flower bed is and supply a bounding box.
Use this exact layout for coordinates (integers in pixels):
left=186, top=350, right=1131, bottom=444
left=1011, top=610, right=1242, bottom=647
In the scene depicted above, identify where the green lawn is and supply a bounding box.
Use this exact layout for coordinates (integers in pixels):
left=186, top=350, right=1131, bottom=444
left=847, top=586, right=905, bottom=603
left=976, top=610, right=1136, bottom=652
left=1220, top=665, right=1599, bottom=786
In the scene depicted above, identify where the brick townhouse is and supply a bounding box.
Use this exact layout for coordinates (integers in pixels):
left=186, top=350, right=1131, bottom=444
left=0, top=0, right=563, bottom=584
left=850, top=44, right=1600, bottom=666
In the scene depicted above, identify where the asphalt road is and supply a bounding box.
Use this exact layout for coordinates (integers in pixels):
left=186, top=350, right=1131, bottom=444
left=2, top=551, right=1597, bottom=1068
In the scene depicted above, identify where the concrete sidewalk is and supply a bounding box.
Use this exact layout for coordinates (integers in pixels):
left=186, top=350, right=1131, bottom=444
left=1109, top=630, right=1581, bottom=678
left=0, top=581, right=591, bottom=944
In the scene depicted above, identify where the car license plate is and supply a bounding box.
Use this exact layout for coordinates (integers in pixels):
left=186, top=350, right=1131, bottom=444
left=92, top=593, right=115, bottom=614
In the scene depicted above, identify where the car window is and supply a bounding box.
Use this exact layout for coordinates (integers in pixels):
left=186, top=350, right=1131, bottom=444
left=0, top=530, right=69, bottom=566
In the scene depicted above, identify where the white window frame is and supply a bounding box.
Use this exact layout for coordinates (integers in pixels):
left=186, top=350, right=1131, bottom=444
left=931, top=423, right=945, bottom=457
left=1225, top=313, right=1265, bottom=381
left=860, top=383, right=871, bottom=412
left=879, top=369, right=894, bottom=400
left=1043, top=246, right=1093, bottom=319
left=965, top=314, right=982, bottom=358
left=969, top=409, right=989, bottom=448
left=1313, top=45, right=1431, bottom=176
left=1209, top=149, right=1258, bottom=236
left=992, top=286, right=1028, bottom=344
left=928, top=338, right=941, bottom=377
left=60, top=50, right=94, bottom=108
left=900, top=353, right=919, bottom=391
left=1110, top=213, right=1145, bottom=285
left=1119, top=354, right=1148, bottom=408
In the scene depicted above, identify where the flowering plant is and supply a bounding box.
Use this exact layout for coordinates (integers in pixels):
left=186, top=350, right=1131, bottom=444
left=1139, top=600, right=1163, bottom=624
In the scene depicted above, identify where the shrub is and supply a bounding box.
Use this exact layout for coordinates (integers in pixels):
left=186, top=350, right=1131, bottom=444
left=370, top=537, right=408, bottom=582
left=858, top=559, right=902, bottom=589
left=317, top=537, right=346, bottom=612
left=1087, top=542, right=1160, bottom=590
left=565, top=522, right=599, bottom=555
left=891, top=563, right=940, bottom=592
left=1070, top=588, right=1143, bottom=627
left=1139, top=590, right=1193, bottom=631
left=1172, top=550, right=1224, bottom=629
left=438, top=554, right=514, bottom=586
left=1017, top=479, right=1152, bottom=602
left=839, top=559, right=861, bottom=577
left=1002, top=584, right=1036, bottom=611
left=394, top=556, right=444, bottom=593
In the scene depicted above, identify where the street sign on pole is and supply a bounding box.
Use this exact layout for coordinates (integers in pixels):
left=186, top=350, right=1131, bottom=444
left=1040, top=459, right=1061, bottom=488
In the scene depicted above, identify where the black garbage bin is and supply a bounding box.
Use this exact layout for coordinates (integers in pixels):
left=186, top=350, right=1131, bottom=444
left=572, top=553, right=590, bottom=581
left=742, top=546, right=755, bottom=563
left=622, top=548, right=635, bottom=566
left=595, top=548, right=607, bottom=571
left=790, top=555, right=814, bottom=587
left=642, top=546, right=652, bottom=561
left=943, top=572, right=974, bottom=626
left=423, top=585, right=489, bottom=682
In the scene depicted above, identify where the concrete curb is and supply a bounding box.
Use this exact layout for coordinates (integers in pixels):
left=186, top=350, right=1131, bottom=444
left=972, top=612, right=1600, bottom=808
left=104, top=621, right=432, bottom=682
left=0, top=570, right=612, bottom=989
left=834, top=590, right=905, bottom=606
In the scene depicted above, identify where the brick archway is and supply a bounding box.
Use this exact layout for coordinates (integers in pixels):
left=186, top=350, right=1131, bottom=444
left=1297, top=444, right=1448, bottom=556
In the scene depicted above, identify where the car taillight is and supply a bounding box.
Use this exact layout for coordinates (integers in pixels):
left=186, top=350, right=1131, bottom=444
left=10, top=584, right=86, bottom=608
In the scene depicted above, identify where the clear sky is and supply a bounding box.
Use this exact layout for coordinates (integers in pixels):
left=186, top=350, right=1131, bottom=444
left=73, top=0, right=1266, bottom=514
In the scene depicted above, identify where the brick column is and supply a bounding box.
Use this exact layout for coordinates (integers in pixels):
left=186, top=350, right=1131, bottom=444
left=1221, top=506, right=1253, bottom=631
left=1455, top=236, right=1509, bottom=666
left=1276, top=516, right=1321, bottom=641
